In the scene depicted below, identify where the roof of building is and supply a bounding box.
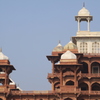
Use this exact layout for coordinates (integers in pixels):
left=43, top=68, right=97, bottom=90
left=61, top=50, right=77, bottom=59
left=52, top=42, right=63, bottom=52
left=64, top=41, right=77, bottom=50
left=78, top=7, right=90, bottom=16
left=0, top=49, right=9, bottom=60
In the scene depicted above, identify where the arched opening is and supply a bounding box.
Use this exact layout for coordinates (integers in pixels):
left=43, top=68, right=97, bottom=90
left=80, top=21, right=88, bottom=31
left=0, top=68, right=2, bottom=72
left=66, top=81, right=74, bottom=85
left=91, top=62, right=100, bottom=73
left=81, top=62, right=88, bottom=73
left=64, top=98, right=72, bottom=100
left=91, top=83, right=100, bottom=91
left=0, top=83, right=2, bottom=86
left=54, top=82, right=60, bottom=90
left=63, top=68, right=74, bottom=73
left=79, top=82, right=88, bottom=91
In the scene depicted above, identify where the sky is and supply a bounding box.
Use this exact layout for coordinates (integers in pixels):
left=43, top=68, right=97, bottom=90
left=0, top=0, right=100, bottom=91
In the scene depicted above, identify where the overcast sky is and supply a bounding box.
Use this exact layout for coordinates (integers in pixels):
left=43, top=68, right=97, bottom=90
left=0, top=0, right=100, bottom=91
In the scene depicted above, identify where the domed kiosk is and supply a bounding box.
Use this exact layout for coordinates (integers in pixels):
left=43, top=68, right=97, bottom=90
left=75, top=6, right=93, bottom=31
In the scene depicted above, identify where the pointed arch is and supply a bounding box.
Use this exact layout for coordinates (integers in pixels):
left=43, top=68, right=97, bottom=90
left=91, top=82, right=100, bottom=91
left=64, top=98, right=72, bottom=100
left=0, top=68, right=2, bottom=72
left=79, top=82, right=88, bottom=90
left=54, top=82, right=60, bottom=90
left=91, top=62, right=100, bottom=73
left=63, top=68, right=74, bottom=73
left=65, top=81, right=74, bottom=85
left=81, top=62, right=88, bottom=73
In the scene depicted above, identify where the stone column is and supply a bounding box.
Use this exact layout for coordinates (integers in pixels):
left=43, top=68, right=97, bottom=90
left=60, top=68, right=63, bottom=86
left=87, top=17, right=90, bottom=31
left=52, top=82, right=54, bottom=91
left=77, top=17, right=80, bottom=31
left=88, top=62, right=91, bottom=76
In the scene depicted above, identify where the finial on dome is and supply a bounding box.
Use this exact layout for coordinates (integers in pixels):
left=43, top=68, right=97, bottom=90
left=0, top=48, right=2, bottom=52
left=83, top=2, right=85, bottom=7
left=59, top=40, right=61, bottom=44
left=52, top=41, right=63, bottom=52
left=70, top=37, right=72, bottom=41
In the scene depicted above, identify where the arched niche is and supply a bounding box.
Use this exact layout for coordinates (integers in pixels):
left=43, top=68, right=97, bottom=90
left=64, top=98, right=73, bottom=100
left=79, top=82, right=88, bottom=90
left=65, top=81, right=74, bottom=85
left=91, top=83, right=100, bottom=91
left=81, top=62, right=88, bottom=73
left=40, top=99, right=43, bottom=100
left=54, top=82, right=60, bottom=90
left=63, top=68, right=74, bottom=73
left=91, top=62, right=100, bottom=73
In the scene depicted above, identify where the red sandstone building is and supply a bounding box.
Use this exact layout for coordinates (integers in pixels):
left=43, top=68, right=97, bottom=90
left=0, top=6, right=100, bottom=100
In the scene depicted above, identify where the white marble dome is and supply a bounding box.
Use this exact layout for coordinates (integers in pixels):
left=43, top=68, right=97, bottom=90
left=0, top=49, right=9, bottom=60
left=78, top=7, right=90, bottom=16
left=52, top=43, right=63, bottom=52
left=61, top=50, right=76, bottom=59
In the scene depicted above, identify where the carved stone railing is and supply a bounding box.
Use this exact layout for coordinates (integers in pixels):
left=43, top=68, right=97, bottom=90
left=90, top=91, right=100, bottom=95
left=11, top=90, right=54, bottom=95
left=84, top=53, right=100, bottom=56
left=80, top=91, right=89, bottom=95
left=77, top=73, right=100, bottom=80
left=10, top=89, right=100, bottom=96
left=60, top=86, right=80, bottom=93
left=81, top=91, right=100, bottom=95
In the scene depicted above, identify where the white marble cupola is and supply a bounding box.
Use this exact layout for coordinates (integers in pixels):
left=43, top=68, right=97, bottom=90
left=75, top=4, right=93, bottom=31
left=72, top=5, right=100, bottom=54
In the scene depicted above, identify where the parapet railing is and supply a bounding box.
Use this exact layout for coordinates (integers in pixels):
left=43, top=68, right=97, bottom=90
left=10, top=90, right=100, bottom=95
left=10, top=90, right=54, bottom=95
left=81, top=91, right=100, bottom=95
left=83, top=53, right=100, bottom=56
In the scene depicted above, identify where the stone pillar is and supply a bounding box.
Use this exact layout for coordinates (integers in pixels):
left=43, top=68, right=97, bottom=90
left=88, top=62, right=91, bottom=76
left=60, top=68, right=63, bottom=86
left=87, top=17, right=90, bottom=31
left=77, top=17, right=80, bottom=31
left=52, top=82, right=54, bottom=91
left=74, top=68, right=77, bottom=87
